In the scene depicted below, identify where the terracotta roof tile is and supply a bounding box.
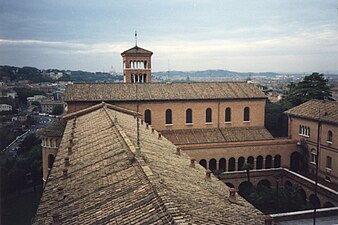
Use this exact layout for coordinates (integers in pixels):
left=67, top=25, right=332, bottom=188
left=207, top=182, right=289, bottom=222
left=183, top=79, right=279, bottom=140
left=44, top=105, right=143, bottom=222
left=160, top=127, right=274, bottom=145
left=285, top=99, right=338, bottom=124
left=65, top=82, right=267, bottom=102
left=34, top=103, right=265, bottom=224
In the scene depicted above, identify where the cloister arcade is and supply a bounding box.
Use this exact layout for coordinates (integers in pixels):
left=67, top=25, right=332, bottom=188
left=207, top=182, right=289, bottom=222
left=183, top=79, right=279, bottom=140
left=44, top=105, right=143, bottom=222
left=218, top=168, right=337, bottom=210
left=198, top=154, right=282, bottom=172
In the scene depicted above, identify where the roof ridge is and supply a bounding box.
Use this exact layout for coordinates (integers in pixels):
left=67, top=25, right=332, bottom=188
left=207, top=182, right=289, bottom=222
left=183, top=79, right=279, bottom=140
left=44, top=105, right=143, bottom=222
left=63, top=102, right=140, bottom=120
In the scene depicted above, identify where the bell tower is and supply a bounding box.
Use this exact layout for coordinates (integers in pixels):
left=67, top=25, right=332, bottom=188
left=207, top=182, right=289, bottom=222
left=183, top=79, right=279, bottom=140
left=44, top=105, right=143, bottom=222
left=121, top=34, right=153, bottom=83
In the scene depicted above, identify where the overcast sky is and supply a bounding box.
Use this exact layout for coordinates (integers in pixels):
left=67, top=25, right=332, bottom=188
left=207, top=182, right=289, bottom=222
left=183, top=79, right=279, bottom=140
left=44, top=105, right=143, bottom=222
left=1, top=0, right=338, bottom=73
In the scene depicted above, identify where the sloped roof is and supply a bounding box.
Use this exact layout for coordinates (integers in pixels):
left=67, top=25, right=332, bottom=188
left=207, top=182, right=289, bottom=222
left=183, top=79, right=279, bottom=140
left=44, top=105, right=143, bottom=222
left=65, top=82, right=267, bottom=102
left=37, top=120, right=66, bottom=137
left=160, top=127, right=274, bottom=145
left=33, top=103, right=265, bottom=224
left=121, top=45, right=153, bottom=55
left=284, top=99, right=338, bottom=124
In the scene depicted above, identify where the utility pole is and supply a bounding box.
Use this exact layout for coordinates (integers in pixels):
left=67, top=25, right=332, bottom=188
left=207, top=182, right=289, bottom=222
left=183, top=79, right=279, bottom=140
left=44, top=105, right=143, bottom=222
left=313, top=107, right=321, bottom=225
left=136, top=83, right=141, bottom=156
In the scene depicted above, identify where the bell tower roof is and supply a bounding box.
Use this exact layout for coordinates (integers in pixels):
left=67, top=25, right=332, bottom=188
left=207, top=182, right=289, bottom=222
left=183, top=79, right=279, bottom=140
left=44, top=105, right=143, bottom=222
left=121, top=46, right=153, bottom=56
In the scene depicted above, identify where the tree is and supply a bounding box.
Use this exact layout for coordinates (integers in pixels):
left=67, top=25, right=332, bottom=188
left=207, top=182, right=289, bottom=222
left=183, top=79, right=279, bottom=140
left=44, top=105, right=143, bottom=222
left=265, top=101, right=289, bottom=137
left=18, top=133, right=40, bottom=155
left=13, top=87, right=45, bottom=104
left=285, top=73, right=333, bottom=106
left=52, top=105, right=64, bottom=115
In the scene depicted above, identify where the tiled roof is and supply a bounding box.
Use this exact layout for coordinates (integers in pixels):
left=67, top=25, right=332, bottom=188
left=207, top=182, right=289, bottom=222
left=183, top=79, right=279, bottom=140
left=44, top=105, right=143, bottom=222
left=284, top=99, right=338, bottom=124
left=121, top=46, right=153, bottom=55
left=34, top=103, right=265, bottom=225
left=65, top=82, right=267, bottom=102
left=160, top=127, right=274, bottom=145
left=37, top=120, right=66, bottom=137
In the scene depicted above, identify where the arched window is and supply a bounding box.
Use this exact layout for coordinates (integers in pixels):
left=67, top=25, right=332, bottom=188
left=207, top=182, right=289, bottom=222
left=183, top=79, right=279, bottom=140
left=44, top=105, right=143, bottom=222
left=186, top=108, right=193, bottom=123
left=238, top=157, right=245, bottom=171
left=328, top=130, right=333, bottom=142
left=274, top=155, right=281, bottom=168
left=265, top=155, right=272, bottom=169
left=206, top=108, right=212, bottom=123
left=48, top=154, right=55, bottom=170
left=199, top=159, right=207, bottom=169
left=144, top=109, right=151, bottom=125
left=244, top=107, right=250, bottom=121
left=209, top=159, right=217, bottom=171
left=225, top=107, right=231, bottom=122
left=219, top=158, right=226, bottom=171
left=256, top=156, right=263, bottom=169
left=131, top=74, right=135, bottom=83
left=228, top=157, right=236, bottom=171
left=165, top=109, right=172, bottom=125
left=247, top=156, right=254, bottom=168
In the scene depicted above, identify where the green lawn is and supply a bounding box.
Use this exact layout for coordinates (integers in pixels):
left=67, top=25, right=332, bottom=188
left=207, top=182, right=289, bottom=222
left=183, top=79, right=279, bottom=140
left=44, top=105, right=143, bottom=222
left=1, top=189, right=42, bottom=225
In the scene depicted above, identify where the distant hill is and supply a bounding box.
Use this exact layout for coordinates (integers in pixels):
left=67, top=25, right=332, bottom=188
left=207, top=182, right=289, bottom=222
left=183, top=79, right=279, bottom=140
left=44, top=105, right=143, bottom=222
left=153, top=70, right=338, bottom=81
left=2, top=65, right=337, bottom=83
left=0, top=66, right=123, bottom=83
left=153, top=70, right=280, bottom=80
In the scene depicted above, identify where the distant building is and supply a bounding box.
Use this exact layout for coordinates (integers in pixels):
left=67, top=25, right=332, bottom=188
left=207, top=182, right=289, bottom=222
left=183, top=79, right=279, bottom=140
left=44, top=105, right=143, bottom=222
left=27, top=95, right=47, bottom=103
left=41, top=100, right=64, bottom=114
left=285, top=99, right=338, bottom=185
left=0, top=104, right=12, bottom=112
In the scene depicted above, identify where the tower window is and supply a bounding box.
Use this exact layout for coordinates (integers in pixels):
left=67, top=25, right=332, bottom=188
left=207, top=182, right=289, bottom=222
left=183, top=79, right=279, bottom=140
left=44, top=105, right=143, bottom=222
left=206, top=108, right=212, bottom=123
left=165, top=109, right=172, bottom=125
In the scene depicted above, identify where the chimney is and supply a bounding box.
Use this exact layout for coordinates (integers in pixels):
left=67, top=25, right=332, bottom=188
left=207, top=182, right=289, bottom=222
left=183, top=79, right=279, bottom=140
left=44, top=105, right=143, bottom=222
left=146, top=123, right=149, bottom=129
left=62, top=169, right=68, bottom=178
left=158, top=132, right=162, bottom=139
left=141, top=120, right=143, bottom=125
left=151, top=128, right=155, bottom=133
left=176, top=147, right=181, bottom=156
left=69, top=139, right=73, bottom=145
left=57, top=186, right=64, bottom=200
left=64, top=157, right=70, bottom=167
left=70, top=132, right=74, bottom=138
left=190, top=159, right=195, bottom=168
left=229, top=188, right=237, bottom=202
left=52, top=212, right=61, bottom=224
left=205, top=170, right=211, bottom=181
left=67, top=146, right=72, bottom=155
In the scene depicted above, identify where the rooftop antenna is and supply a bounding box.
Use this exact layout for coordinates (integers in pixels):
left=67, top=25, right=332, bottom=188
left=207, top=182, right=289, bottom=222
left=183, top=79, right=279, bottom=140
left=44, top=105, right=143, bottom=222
left=167, top=59, right=170, bottom=81
left=135, top=30, right=138, bottom=47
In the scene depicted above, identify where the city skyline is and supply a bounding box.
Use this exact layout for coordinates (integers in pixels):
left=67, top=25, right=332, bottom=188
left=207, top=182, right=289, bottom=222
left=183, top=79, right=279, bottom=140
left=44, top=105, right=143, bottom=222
left=1, top=0, right=338, bottom=73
